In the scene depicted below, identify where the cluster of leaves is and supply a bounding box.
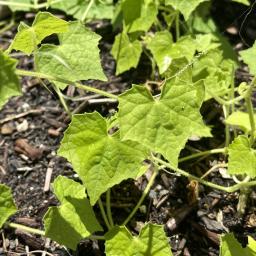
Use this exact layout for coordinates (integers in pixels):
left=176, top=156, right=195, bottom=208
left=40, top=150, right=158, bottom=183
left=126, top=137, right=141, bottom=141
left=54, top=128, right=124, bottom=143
left=0, top=0, right=256, bottom=255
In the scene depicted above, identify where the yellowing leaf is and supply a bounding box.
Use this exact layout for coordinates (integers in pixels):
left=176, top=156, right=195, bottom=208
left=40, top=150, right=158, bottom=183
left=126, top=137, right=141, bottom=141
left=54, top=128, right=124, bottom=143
left=220, top=233, right=256, bottom=256
left=0, top=184, right=17, bottom=228
left=35, top=21, right=107, bottom=89
left=105, top=223, right=173, bottom=256
left=111, top=32, right=142, bottom=75
left=43, top=176, right=102, bottom=250
left=58, top=112, right=148, bottom=205
left=165, top=0, right=209, bottom=20
left=0, top=50, right=21, bottom=109
left=228, top=136, right=256, bottom=178
left=118, top=78, right=211, bottom=167
left=240, top=42, right=256, bottom=76
left=10, top=12, right=69, bottom=55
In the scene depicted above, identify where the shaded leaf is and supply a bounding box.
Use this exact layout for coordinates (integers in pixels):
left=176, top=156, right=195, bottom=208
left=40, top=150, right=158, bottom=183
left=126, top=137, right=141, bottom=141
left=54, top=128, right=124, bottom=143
left=228, top=136, right=256, bottom=178
left=0, top=50, right=21, bottom=109
left=43, top=176, right=102, bottom=250
left=105, top=223, right=173, bottom=256
left=0, top=184, right=17, bottom=228
left=111, top=32, right=142, bottom=75
left=35, top=21, right=106, bottom=89
left=165, top=0, right=209, bottom=20
left=10, top=12, right=69, bottom=55
left=58, top=112, right=148, bottom=205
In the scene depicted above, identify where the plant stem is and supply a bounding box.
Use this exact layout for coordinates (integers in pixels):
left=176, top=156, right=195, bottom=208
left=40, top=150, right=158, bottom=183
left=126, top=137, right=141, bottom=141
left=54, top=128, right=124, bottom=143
left=223, top=105, right=230, bottom=148
left=245, top=85, right=255, bottom=145
left=122, top=167, right=158, bottom=226
left=81, top=0, right=95, bottom=23
left=7, top=222, right=45, bottom=236
left=54, top=85, right=72, bottom=118
left=178, top=148, right=226, bottom=163
left=0, top=19, right=15, bottom=35
left=15, top=69, right=118, bottom=100
left=153, top=156, right=256, bottom=193
left=98, top=198, right=111, bottom=230
left=175, top=11, right=180, bottom=41
left=106, top=189, right=114, bottom=228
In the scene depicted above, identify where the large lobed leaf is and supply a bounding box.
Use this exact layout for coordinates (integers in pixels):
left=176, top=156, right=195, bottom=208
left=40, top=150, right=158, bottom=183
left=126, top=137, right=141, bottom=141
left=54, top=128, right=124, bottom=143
left=118, top=75, right=211, bottom=167
left=43, top=176, right=102, bottom=250
left=0, top=184, right=17, bottom=228
left=10, top=12, right=69, bottom=55
left=228, top=135, right=256, bottom=178
left=105, top=223, right=173, bottom=256
left=220, top=233, right=256, bottom=256
left=58, top=112, right=148, bottom=205
left=0, top=50, right=21, bottom=109
left=35, top=21, right=107, bottom=89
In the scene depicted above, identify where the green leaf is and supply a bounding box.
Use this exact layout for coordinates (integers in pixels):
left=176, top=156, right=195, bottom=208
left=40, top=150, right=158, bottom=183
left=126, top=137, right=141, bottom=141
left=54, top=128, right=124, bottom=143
left=192, top=49, right=235, bottom=100
left=111, top=32, right=142, bottom=75
left=105, top=223, right=173, bottom=256
left=0, top=184, right=17, bottom=228
left=118, top=78, right=211, bottom=167
left=147, top=33, right=197, bottom=74
left=10, top=12, right=69, bottom=55
left=232, top=0, right=250, bottom=5
left=122, top=0, right=143, bottom=25
left=125, top=1, right=158, bottom=33
left=240, top=42, right=256, bottom=76
left=6, top=0, right=32, bottom=12
left=220, top=233, right=256, bottom=256
left=51, top=0, right=114, bottom=20
left=35, top=21, right=107, bottom=90
left=58, top=112, right=148, bottom=205
left=165, top=0, right=209, bottom=20
left=225, top=111, right=255, bottom=133
left=228, top=136, right=256, bottom=178
left=43, top=176, right=102, bottom=250
left=0, top=50, right=21, bottom=109
left=146, top=31, right=173, bottom=74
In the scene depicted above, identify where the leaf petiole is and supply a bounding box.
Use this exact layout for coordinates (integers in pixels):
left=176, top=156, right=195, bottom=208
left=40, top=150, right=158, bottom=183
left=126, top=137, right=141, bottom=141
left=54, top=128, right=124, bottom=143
left=7, top=222, right=45, bottom=236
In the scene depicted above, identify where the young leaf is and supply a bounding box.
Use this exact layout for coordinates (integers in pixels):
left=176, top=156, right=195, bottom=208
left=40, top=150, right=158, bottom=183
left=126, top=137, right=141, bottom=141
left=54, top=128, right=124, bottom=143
left=10, top=12, right=69, bottom=55
left=0, top=50, right=21, bottom=109
left=225, top=111, right=256, bottom=134
left=228, top=136, right=256, bottom=178
left=240, top=42, right=256, bottom=76
left=58, top=112, right=148, bottom=205
left=165, top=0, right=209, bottom=20
left=43, top=176, right=102, bottom=250
left=118, top=79, right=211, bottom=167
left=0, top=184, right=17, bottom=228
left=192, top=49, right=234, bottom=100
left=111, top=32, right=142, bottom=75
left=220, top=233, right=256, bottom=256
left=121, top=0, right=143, bottom=25
left=105, top=223, right=173, bottom=256
left=51, top=0, right=114, bottom=20
left=35, top=21, right=107, bottom=89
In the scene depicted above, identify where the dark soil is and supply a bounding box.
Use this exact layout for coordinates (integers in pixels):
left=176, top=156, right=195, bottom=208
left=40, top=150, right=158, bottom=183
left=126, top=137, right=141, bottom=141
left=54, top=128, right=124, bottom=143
left=0, top=2, right=256, bottom=256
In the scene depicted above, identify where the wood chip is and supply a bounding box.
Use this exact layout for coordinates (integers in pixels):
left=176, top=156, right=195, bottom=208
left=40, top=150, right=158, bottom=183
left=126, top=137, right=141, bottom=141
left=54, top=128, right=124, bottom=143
left=14, top=139, right=43, bottom=160
left=1, top=123, right=14, bottom=135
